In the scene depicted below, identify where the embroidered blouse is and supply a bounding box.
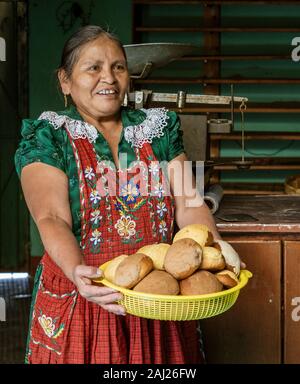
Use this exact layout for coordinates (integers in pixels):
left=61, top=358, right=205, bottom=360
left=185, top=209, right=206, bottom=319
left=14, top=105, right=184, bottom=241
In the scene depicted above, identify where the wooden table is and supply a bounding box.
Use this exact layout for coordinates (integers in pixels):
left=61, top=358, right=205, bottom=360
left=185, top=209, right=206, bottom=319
left=201, top=195, right=300, bottom=364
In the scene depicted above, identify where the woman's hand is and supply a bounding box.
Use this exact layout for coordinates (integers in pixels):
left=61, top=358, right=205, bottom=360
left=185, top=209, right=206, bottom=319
left=72, top=265, right=126, bottom=316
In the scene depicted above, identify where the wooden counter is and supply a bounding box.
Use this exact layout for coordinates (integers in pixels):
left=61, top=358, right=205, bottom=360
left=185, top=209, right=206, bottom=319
left=201, top=194, right=300, bottom=364
left=216, top=194, right=300, bottom=234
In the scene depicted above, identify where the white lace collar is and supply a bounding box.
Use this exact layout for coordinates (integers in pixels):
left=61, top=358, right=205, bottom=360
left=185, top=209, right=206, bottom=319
left=38, top=108, right=169, bottom=148
left=38, top=111, right=98, bottom=143
left=124, top=108, right=169, bottom=148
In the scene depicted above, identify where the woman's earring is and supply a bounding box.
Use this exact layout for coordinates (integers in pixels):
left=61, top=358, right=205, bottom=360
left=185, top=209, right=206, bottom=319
left=64, top=94, right=68, bottom=108
left=122, top=92, right=128, bottom=107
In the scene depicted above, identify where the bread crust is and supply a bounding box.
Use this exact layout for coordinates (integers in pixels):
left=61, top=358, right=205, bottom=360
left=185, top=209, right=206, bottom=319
left=114, top=253, right=153, bottom=288
left=138, top=243, right=170, bottom=270
left=215, top=270, right=239, bottom=288
left=200, top=246, right=226, bottom=271
left=180, top=270, right=223, bottom=295
left=133, top=270, right=179, bottom=295
left=173, top=224, right=214, bottom=247
left=164, top=238, right=202, bottom=280
left=104, top=254, right=128, bottom=283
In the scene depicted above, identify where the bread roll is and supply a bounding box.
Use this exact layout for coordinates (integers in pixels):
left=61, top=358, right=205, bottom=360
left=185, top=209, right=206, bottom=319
left=133, top=270, right=179, bottom=295
left=138, top=243, right=170, bottom=270
left=215, top=269, right=239, bottom=288
left=104, top=254, right=128, bottom=283
left=173, top=224, right=214, bottom=247
left=180, top=270, right=223, bottom=295
left=164, top=238, right=202, bottom=280
left=200, top=246, right=225, bottom=271
left=113, top=253, right=153, bottom=289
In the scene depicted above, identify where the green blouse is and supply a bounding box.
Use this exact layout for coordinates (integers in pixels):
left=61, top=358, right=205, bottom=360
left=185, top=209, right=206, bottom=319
left=15, top=105, right=184, bottom=241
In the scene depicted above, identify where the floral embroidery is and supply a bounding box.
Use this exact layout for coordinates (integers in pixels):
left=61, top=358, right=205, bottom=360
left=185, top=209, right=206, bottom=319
left=148, top=159, right=171, bottom=240
left=120, top=181, right=140, bottom=204
left=90, top=210, right=102, bottom=226
left=115, top=215, right=136, bottom=239
left=149, top=162, right=160, bottom=176
left=59, top=110, right=174, bottom=253
left=84, top=166, right=96, bottom=180
left=159, top=220, right=168, bottom=237
left=115, top=195, right=147, bottom=216
left=154, top=183, right=165, bottom=199
left=38, top=314, right=55, bottom=337
left=90, top=229, right=103, bottom=246
left=157, top=201, right=167, bottom=218
left=89, top=189, right=101, bottom=206
left=38, top=313, right=65, bottom=339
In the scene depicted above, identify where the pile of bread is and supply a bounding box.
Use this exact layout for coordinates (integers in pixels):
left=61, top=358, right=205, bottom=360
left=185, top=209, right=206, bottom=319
left=104, top=224, right=241, bottom=296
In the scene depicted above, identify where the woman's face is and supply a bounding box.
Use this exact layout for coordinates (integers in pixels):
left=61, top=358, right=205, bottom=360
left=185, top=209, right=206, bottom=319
left=60, top=35, right=129, bottom=120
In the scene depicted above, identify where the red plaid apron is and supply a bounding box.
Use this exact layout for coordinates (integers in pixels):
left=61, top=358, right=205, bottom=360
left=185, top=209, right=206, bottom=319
left=25, top=131, right=204, bottom=364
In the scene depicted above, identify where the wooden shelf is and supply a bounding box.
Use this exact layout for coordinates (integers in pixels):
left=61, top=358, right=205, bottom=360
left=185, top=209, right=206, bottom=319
left=204, top=0, right=300, bottom=4
left=136, top=78, right=300, bottom=85
left=135, top=26, right=300, bottom=32
left=209, top=158, right=300, bottom=171
left=134, top=0, right=300, bottom=5
left=134, top=0, right=205, bottom=4
left=221, top=182, right=285, bottom=195
left=215, top=164, right=300, bottom=170
left=178, top=54, right=291, bottom=61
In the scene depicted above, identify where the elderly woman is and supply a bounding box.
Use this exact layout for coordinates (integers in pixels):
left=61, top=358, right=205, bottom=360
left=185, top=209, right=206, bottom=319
left=15, top=25, right=242, bottom=364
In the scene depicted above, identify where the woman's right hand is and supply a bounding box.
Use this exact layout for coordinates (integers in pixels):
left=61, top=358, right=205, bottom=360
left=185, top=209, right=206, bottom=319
left=72, top=265, right=126, bottom=316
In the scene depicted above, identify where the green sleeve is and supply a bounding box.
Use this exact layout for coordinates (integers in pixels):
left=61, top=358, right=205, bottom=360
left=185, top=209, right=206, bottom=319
left=14, top=118, right=65, bottom=177
left=166, top=111, right=185, bottom=161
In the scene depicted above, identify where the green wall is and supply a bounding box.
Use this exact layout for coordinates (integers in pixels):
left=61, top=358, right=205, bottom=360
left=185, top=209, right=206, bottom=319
left=29, top=0, right=132, bottom=118
left=0, top=1, right=28, bottom=268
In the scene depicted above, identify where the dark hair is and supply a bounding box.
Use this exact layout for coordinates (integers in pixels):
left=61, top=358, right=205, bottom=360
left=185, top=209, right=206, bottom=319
left=58, top=25, right=127, bottom=79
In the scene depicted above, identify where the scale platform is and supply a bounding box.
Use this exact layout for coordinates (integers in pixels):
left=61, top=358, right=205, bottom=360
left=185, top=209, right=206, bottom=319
left=124, top=42, right=201, bottom=78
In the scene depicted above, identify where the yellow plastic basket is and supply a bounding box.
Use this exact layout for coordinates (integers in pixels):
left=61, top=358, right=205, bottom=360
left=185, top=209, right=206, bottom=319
left=94, top=262, right=252, bottom=321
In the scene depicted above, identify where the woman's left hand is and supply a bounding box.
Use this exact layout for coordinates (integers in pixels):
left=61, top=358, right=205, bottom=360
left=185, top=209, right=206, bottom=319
left=72, top=265, right=126, bottom=316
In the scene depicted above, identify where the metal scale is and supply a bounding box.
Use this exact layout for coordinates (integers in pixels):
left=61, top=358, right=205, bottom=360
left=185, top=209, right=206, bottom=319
left=123, top=43, right=251, bottom=170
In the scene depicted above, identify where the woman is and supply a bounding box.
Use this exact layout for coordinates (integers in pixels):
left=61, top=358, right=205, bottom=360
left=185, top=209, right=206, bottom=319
left=15, top=25, right=242, bottom=364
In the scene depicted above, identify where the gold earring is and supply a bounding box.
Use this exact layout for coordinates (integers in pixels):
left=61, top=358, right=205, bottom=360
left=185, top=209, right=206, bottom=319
left=64, top=94, right=68, bottom=108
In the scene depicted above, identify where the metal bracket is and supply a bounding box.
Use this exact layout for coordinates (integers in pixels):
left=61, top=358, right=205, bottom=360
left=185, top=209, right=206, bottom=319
left=134, top=90, right=153, bottom=109
left=135, top=91, right=144, bottom=109
left=177, top=91, right=186, bottom=109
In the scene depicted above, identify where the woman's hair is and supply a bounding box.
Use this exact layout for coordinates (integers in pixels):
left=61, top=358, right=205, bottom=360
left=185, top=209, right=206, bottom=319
left=58, top=25, right=127, bottom=79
